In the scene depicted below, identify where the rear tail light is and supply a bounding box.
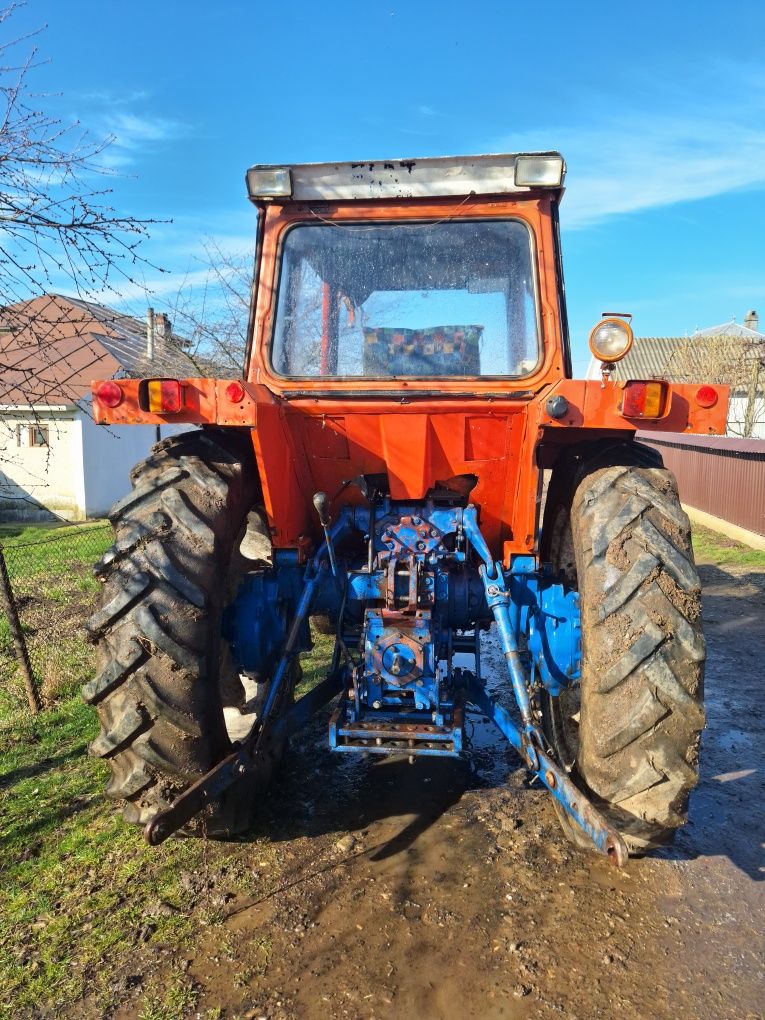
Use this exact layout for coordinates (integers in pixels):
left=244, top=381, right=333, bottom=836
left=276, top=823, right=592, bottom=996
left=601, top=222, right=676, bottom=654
left=140, top=379, right=186, bottom=414
left=95, top=380, right=124, bottom=408
left=695, top=385, right=718, bottom=408
left=225, top=381, right=246, bottom=403
left=622, top=380, right=667, bottom=419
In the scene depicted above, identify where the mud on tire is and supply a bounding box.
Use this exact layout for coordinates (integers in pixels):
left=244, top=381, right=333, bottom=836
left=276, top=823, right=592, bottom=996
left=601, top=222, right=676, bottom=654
left=83, top=427, right=284, bottom=837
left=542, top=444, right=705, bottom=852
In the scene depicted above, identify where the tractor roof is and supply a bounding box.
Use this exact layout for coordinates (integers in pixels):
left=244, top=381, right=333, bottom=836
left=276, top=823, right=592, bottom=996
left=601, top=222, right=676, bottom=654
left=245, top=152, right=565, bottom=203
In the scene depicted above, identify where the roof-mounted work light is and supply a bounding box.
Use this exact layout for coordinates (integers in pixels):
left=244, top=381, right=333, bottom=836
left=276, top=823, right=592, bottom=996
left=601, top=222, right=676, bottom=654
left=245, top=166, right=292, bottom=201
left=514, top=154, right=565, bottom=188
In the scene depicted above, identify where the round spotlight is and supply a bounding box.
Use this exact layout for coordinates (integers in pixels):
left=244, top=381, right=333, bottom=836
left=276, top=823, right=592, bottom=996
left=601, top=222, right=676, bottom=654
left=589, top=318, right=634, bottom=363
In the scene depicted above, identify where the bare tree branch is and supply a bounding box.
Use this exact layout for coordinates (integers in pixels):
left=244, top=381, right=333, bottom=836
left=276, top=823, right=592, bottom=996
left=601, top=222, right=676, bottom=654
left=669, top=333, right=765, bottom=438
left=0, top=2, right=176, bottom=509
left=168, top=238, right=253, bottom=375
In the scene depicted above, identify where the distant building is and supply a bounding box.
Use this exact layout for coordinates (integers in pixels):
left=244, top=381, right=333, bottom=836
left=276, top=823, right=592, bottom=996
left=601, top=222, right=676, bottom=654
left=0, top=294, right=197, bottom=522
left=585, top=311, right=765, bottom=438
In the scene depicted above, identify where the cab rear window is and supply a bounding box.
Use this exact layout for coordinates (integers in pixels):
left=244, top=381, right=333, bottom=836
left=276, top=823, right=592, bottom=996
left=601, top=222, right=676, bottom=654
left=271, top=219, right=540, bottom=378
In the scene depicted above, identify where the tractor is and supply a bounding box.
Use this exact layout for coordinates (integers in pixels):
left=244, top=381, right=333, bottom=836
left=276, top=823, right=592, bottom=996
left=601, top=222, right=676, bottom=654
left=86, top=153, right=727, bottom=864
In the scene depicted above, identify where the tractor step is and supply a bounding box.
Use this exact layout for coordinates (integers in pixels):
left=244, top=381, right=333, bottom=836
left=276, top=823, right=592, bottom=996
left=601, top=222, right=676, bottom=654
left=328, top=704, right=464, bottom=757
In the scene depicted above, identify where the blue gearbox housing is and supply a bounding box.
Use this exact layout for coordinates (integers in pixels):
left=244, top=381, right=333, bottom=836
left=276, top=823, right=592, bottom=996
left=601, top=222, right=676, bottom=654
left=224, top=499, right=581, bottom=760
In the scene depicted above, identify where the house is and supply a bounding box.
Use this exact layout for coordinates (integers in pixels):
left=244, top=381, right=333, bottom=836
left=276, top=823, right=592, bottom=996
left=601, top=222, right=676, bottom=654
left=585, top=310, right=765, bottom=438
left=0, top=294, right=198, bottom=522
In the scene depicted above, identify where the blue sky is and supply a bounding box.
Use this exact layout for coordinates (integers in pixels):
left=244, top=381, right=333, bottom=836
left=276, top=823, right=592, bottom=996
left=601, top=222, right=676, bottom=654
left=10, top=0, right=765, bottom=373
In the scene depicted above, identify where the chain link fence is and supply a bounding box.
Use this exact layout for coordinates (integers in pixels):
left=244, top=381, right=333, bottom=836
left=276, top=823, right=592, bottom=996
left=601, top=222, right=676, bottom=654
left=0, top=523, right=112, bottom=713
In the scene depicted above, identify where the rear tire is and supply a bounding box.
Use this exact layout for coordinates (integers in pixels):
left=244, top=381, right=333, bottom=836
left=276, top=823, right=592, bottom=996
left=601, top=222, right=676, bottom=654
left=541, top=445, right=705, bottom=852
left=83, top=428, right=292, bottom=837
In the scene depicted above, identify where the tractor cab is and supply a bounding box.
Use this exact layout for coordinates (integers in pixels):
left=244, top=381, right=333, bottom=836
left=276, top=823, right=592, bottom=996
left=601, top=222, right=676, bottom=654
left=245, top=152, right=568, bottom=394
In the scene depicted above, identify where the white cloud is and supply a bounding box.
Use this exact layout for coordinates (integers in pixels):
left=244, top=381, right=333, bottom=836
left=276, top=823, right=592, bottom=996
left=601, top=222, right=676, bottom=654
left=95, top=111, right=186, bottom=169
left=71, top=90, right=187, bottom=170
left=498, top=68, right=765, bottom=229
left=89, top=266, right=214, bottom=307
left=106, top=111, right=185, bottom=149
left=75, top=89, right=151, bottom=106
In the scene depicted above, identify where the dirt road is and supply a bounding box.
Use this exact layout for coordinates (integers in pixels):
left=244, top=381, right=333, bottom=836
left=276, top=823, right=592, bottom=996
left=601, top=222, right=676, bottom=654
left=115, top=553, right=764, bottom=1020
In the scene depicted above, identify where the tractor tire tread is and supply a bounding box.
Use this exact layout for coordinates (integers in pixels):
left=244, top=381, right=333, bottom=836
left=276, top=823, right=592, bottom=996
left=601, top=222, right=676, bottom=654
left=574, top=462, right=705, bottom=850
left=85, top=427, right=265, bottom=833
left=544, top=454, right=705, bottom=853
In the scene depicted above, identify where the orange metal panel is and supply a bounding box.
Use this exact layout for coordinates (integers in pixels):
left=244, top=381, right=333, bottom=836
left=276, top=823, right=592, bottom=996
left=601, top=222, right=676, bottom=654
left=89, top=191, right=730, bottom=566
left=541, top=379, right=729, bottom=436
left=90, top=377, right=219, bottom=426
left=271, top=405, right=529, bottom=556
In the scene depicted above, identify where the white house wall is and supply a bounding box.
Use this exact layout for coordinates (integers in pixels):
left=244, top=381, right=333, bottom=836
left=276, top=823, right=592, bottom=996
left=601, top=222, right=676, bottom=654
left=0, top=409, right=85, bottom=521
left=80, top=406, right=192, bottom=518
left=0, top=407, right=194, bottom=523
left=727, top=394, right=765, bottom=439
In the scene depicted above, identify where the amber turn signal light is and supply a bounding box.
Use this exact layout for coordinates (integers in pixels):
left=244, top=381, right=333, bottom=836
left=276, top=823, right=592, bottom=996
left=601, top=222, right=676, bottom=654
left=622, top=380, right=667, bottom=419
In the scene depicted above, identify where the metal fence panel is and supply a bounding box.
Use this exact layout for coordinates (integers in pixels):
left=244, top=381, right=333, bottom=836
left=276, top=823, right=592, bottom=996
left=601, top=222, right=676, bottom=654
left=639, top=431, right=765, bottom=537
left=0, top=523, right=111, bottom=711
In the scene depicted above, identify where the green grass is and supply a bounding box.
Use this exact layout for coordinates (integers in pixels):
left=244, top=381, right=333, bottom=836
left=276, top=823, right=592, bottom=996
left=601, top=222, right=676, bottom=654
left=0, top=628, right=334, bottom=1017
left=0, top=694, right=287, bottom=1017
left=137, top=969, right=199, bottom=1020
left=0, top=521, right=112, bottom=581
left=692, top=523, right=765, bottom=569
left=0, top=699, right=197, bottom=1014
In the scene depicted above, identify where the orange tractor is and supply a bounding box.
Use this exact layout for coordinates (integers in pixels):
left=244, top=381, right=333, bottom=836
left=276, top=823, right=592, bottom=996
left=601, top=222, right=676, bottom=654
left=87, top=153, right=727, bottom=863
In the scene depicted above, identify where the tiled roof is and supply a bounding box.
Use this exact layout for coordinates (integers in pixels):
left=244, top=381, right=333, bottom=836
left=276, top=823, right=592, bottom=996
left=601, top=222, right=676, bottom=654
left=587, top=331, right=763, bottom=384
left=64, top=295, right=198, bottom=376
left=693, top=318, right=764, bottom=341
left=0, top=294, right=199, bottom=406
left=609, top=336, right=717, bottom=381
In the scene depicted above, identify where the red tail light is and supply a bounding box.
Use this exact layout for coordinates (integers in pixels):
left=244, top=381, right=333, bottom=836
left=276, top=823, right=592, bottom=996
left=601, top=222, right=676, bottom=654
left=695, top=385, right=718, bottom=408
left=622, top=380, right=667, bottom=419
left=95, top=380, right=124, bottom=408
left=225, top=381, right=246, bottom=403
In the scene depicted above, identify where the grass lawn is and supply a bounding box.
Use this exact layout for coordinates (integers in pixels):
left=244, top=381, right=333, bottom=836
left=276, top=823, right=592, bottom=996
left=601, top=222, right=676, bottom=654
left=0, top=642, right=335, bottom=1018
left=691, top=522, right=765, bottom=569
left=0, top=516, right=760, bottom=1016
left=0, top=522, right=112, bottom=580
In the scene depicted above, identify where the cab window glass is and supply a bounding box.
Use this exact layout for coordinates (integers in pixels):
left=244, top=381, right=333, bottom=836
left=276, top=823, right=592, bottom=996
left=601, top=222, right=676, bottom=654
left=271, top=220, right=540, bottom=378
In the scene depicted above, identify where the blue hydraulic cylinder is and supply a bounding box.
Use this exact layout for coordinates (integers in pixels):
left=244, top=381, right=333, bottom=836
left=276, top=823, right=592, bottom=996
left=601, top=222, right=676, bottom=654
left=479, top=562, right=534, bottom=728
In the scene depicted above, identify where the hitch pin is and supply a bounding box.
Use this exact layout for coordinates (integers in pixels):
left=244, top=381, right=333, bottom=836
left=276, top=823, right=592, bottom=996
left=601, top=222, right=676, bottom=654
left=313, top=491, right=339, bottom=578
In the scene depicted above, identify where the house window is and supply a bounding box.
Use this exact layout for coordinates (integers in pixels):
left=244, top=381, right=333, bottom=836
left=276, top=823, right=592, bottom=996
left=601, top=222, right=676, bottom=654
left=28, top=426, right=49, bottom=447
